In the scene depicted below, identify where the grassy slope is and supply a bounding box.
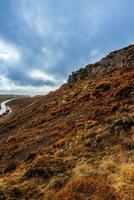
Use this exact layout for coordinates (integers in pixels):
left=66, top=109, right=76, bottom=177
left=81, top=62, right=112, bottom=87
left=0, top=51, right=134, bottom=199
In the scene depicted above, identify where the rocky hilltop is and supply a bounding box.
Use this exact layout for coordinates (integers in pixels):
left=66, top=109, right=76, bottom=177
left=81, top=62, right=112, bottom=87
left=68, top=45, right=134, bottom=87
left=0, top=45, right=133, bottom=200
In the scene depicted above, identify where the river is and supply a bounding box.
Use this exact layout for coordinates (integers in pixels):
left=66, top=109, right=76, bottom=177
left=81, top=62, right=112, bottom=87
left=0, top=99, right=14, bottom=116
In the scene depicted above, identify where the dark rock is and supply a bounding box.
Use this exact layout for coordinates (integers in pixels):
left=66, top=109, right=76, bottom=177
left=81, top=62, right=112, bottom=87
left=93, top=83, right=110, bottom=97
left=67, top=44, right=134, bottom=87
left=96, top=83, right=110, bottom=92
left=110, top=119, right=134, bottom=134
left=115, top=86, right=134, bottom=100
left=114, top=119, right=134, bottom=129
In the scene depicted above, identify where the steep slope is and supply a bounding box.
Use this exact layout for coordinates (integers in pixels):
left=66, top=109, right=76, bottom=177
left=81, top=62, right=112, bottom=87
left=0, top=45, right=134, bottom=200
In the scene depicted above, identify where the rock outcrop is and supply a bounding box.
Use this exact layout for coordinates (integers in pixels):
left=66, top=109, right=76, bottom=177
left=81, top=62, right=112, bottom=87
left=68, top=44, right=134, bottom=87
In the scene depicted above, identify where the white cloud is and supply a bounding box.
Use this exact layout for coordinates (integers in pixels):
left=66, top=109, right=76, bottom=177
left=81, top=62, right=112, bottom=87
left=40, top=47, right=64, bottom=69
left=29, top=69, right=56, bottom=82
left=0, top=74, right=58, bottom=96
left=21, top=1, right=52, bottom=38
left=20, top=1, right=68, bottom=43
left=0, top=75, right=14, bottom=89
left=0, top=39, right=21, bottom=65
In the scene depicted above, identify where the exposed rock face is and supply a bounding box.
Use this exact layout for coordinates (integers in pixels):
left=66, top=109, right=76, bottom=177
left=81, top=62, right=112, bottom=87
left=67, top=45, right=134, bottom=87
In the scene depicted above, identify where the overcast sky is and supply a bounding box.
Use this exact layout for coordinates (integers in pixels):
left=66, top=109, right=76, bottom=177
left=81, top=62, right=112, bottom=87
left=0, top=0, right=134, bottom=95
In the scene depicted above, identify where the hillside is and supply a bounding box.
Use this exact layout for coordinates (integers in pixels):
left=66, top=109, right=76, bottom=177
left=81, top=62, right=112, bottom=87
left=0, top=45, right=134, bottom=200
left=0, top=95, right=19, bottom=104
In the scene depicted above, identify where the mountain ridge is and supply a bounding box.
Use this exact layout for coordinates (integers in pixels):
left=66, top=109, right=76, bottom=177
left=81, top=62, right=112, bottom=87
left=68, top=44, right=134, bottom=87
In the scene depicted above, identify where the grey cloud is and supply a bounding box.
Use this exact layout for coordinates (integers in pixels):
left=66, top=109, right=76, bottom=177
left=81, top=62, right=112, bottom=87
left=0, top=0, right=134, bottom=94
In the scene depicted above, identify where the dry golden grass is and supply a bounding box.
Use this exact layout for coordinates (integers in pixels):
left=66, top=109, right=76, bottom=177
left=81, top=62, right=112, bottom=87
left=100, top=158, right=119, bottom=173
left=97, top=158, right=134, bottom=200
left=0, top=46, right=134, bottom=199
left=54, top=175, right=118, bottom=200
left=110, top=163, right=134, bottom=200
left=73, top=161, right=95, bottom=177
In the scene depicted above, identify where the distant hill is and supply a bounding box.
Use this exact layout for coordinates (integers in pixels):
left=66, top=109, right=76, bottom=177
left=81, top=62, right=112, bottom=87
left=0, top=95, right=18, bottom=104
left=0, top=45, right=134, bottom=200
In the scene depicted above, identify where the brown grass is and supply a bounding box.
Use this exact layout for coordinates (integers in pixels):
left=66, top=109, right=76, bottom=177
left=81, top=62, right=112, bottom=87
left=110, top=163, right=134, bottom=200
left=0, top=46, right=134, bottom=199
left=54, top=176, right=118, bottom=200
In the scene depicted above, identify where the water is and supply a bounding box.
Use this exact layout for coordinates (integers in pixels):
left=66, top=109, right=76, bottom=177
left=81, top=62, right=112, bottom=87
left=0, top=99, right=14, bottom=116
